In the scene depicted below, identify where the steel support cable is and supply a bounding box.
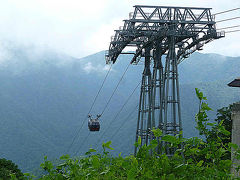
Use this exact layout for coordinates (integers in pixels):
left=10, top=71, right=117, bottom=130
left=216, top=17, right=240, bottom=23
left=100, top=62, right=131, bottom=116
left=94, top=81, right=141, bottom=150
left=88, top=63, right=113, bottom=116
left=225, top=30, right=240, bottom=33
left=73, top=103, right=137, bottom=157
left=73, top=62, right=132, bottom=156
left=66, top=63, right=113, bottom=154
left=213, top=8, right=240, bottom=16
left=109, top=105, right=138, bottom=153
left=217, top=25, right=240, bottom=30
left=111, top=103, right=139, bottom=140
left=72, top=131, right=90, bottom=157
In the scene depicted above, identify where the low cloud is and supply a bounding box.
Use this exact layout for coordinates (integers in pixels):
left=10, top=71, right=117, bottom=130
left=83, top=62, right=111, bottom=74
left=0, top=0, right=239, bottom=58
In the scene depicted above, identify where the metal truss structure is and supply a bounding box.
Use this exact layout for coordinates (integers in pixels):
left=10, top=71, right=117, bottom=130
left=106, top=5, right=225, bottom=155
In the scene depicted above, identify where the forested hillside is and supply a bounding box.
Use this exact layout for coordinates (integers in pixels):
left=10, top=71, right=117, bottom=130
left=0, top=44, right=239, bottom=172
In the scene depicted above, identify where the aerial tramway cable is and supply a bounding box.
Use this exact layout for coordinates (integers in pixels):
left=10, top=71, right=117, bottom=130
left=216, top=17, right=240, bottom=23
left=213, top=8, right=240, bottom=16
left=96, top=81, right=140, bottom=143
left=88, top=63, right=113, bottom=116
left=225, top=30, right=240, bottom=33
left=217, top=25, right=240, bottom=30
left=74, top=78, right=140, bottom=156
left=66, top=63, right=113, bottom=154
left=111, top=103, right=139, bottom=140
left=91, top=81, right=141, bottom=152
left=73, top=62, right=132, bottom=155
left=99, top=63, right=131, bottom=116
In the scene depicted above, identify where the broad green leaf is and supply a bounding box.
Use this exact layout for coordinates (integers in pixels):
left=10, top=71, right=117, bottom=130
left=206, top=153, right=211, bottom=159
left=152, top=128, right=163, bottom=137
left=161, top=135, right=178, bottom=144
left=89, top=148, right=96, bottom=153
left=195, top=88, right=207, bottom=100
left=197, top=160, right=203, bottom=167
left=102, top=141, right=114, bottom=150
left=100, top=168, right=110, bottom=175
left=218, top=147, right=226, bottom=155
left=206, top=122, right=215, bottom=126
left=195, top=88, right=202, bottom=100
left=219, top=126, right=231, bottom=136
left=44, top=156, right=48, bottom=161
left=134, top=141, right=139, bottom=148
left=60, top=154, right=70, bottom=160
left=92, top=156, right=100, bottom=168
left=150, top=139, right=158, bottom=149
left=229, top=142, right=238, bottom=150
left=201, top=102, right=212, bottom=111
left=138, top=136, right=141, bottom=145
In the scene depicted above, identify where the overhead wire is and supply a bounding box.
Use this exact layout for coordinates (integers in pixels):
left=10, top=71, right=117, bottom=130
left=66, top=63, right=113, bottom=154
left=73, top=62, right=132, bottom=156
left=108, top=104, right=138, bottom=155
left=213, top=8, right=240, bottom=16
left=73, top=131, right=90, bottom=157
left=225, top=30, right=240, bottom=33
left=100, top=63, right=131, bottom=116
left=88, top=63, right=113, bottom=116
left=217, top=25, right=240, bottom=30
left=111, top=103, right=139, bottom=140
left=214, top=8, right=240, bottom=31
left=216, top=17, right=240, bottom=23
left=94, top=81, right=141, bottom=150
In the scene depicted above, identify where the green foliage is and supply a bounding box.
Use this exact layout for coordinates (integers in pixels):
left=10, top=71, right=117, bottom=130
left=23, top=89, right=240, bottom=179
left=152, top=128, right=163, bottom=137
left=213, top=104, right=232, bottom=144
left=102, top=141, right=114, bottom=152
left=195, top=88, right=233, bottom=161
left=0, top=158, right=24, bottom=180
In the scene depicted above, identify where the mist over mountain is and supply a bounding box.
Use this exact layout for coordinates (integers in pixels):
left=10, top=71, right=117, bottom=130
left=0, top=44, right=239, bottom=172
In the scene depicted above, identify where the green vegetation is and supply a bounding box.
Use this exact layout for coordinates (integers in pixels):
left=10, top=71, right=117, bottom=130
left=16, top=89, right=239, bottom=179
left=0, top=158, right=24, bottom=179
left=0, top=50, right=239, bottom=172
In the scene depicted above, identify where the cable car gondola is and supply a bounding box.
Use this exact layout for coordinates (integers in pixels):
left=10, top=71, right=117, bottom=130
left=88, top=115, right=101, bottom=131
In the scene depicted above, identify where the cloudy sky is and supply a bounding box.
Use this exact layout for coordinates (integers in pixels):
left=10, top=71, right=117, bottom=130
left=0, top=0, right=239, bottom=58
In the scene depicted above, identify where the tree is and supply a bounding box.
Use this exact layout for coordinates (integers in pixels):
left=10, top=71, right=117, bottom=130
left=215, top=104, right=232, bottom=143
left=195, top=88, right=232, bottom=160
left=0, top=158, right=24, bottom=179
left=210, top=105, right=232, bottom=159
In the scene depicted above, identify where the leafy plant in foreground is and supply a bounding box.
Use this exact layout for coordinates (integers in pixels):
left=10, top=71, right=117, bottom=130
left=0, top=158, right=25, bottom=180
left=23, top=89, right=240, bottom=179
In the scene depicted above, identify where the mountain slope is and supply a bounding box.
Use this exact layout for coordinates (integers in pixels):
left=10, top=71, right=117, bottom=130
left=0, top=45, right=239, bottom=172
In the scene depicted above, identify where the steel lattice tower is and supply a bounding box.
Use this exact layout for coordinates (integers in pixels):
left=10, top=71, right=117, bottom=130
left=106, top=5, right=225, bottom=155
left=135, top=47, right=153, bottom=152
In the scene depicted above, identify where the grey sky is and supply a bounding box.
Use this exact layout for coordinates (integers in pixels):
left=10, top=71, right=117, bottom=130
left=0, top=0, right=239, bottom=58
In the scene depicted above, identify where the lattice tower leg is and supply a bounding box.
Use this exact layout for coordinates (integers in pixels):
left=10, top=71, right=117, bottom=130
left=134, top=47, right=153, bottom=155
left=152, top=45, right=164, bottom=153
left=159, top=36, right=183, bottom=155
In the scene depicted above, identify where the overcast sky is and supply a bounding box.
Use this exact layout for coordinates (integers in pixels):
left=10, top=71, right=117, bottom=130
left=0, top=0, right=239, bottom=58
